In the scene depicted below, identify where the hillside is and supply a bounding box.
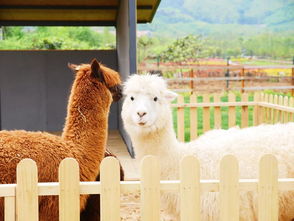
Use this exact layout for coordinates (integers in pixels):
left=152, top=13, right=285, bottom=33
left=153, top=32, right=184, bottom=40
left=139, top=0, right=294, bottom=37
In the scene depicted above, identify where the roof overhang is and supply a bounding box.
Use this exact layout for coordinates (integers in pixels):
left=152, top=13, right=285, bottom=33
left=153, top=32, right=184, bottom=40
left=0, top=0, right=161, bottom=26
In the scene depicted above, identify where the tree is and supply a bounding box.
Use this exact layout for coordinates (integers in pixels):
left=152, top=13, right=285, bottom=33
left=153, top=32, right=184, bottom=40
left=137, top=36, right=154, bottom=63
left=161, top=35, right=204, bottom=63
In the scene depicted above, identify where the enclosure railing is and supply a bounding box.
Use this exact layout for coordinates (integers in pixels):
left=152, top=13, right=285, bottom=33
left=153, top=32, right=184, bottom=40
left=172, top=93, right=294, bottom=141
left=1, top=156, right=294, bottom=221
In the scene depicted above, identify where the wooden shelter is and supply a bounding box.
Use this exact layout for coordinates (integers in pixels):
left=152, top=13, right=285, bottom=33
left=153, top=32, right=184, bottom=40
left=0, top=0, right=161, bottom=156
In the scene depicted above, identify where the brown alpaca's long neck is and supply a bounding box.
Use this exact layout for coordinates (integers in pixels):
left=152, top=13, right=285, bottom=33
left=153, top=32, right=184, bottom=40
left=61, top=79, right=111, bottom=175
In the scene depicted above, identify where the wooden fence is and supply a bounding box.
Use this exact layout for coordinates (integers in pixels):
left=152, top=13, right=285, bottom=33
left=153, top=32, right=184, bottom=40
left=1, top=156, right=294, bottom=220
left=172, top=93, right=294, bottom=141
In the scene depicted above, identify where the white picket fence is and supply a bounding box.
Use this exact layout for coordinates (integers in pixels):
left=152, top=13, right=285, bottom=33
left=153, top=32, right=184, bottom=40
left=1, top=155, right=294, bottom=220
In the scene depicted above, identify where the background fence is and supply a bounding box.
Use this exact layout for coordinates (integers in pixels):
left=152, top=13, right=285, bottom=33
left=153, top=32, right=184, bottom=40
left=1, top=156, right=294, bottom=220
left=139, top=64, right=294, bottom=94
left=172, top=93, right=294, bottom=141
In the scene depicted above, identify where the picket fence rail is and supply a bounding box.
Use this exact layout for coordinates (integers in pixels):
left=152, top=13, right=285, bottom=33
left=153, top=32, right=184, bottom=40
left=1, top=156, right=294, bottom=221
left=172, top=93, right=294, bottom=141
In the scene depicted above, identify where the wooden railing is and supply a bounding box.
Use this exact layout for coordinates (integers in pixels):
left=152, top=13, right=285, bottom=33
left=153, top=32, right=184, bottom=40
left=172, top=93, right=294, bottom=141
left=1, top=156, right=294, bottom=220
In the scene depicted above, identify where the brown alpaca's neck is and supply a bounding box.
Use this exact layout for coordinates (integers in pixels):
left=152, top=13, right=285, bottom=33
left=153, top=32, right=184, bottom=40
left=61, top=79, right=111, bottom=160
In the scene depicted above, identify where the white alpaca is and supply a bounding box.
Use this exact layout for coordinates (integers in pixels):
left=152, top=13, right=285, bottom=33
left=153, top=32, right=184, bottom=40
left=121, top=74, right=294, bottom=221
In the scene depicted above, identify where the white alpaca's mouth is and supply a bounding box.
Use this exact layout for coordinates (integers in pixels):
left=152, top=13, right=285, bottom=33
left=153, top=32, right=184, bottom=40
left=138, top=122, right=146, bottom=126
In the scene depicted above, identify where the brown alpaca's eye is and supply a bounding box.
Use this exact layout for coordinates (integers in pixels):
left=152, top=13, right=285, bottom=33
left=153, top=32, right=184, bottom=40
left=154, top=97, right=158, bottom=102
left=130, top=96, right=134, bottom=101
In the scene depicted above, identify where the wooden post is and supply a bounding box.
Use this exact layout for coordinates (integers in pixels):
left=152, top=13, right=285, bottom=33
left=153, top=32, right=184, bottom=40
left=220, top=155, right=239, bottom=221
left=140, top=156, right=160, bottom=221
left=291, top=56, right=294, bottom=96
left=189, top=69, right=194, bottom=94
left=16, top=159, right=38, bottom=221
left=177, top=95, right=185, bottom=142
left=180, top=156, right=200, bottom=221
left=258, top=155, right=278, bottom=221
left=241, top=67, right=245, bottom=93
left=59, top=158, right=80, bottom=221
left=100, top=157, right=120, bottom=221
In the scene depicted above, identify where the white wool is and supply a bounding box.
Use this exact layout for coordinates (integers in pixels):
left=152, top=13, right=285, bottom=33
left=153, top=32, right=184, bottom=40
left=121, top=74, right=294, bottom=221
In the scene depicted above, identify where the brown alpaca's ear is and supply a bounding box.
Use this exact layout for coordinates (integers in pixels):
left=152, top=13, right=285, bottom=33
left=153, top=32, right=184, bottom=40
left=90, top=59, right=105, bottom=83
left=68, top=63, right=79, bottom=73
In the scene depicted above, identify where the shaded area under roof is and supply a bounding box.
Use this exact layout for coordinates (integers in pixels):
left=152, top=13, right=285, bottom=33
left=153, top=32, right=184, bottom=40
left=0, top=0, right=161, bottom=26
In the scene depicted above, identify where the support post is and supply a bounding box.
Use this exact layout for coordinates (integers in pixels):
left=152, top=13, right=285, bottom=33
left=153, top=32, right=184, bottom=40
left=241, top=67, right=245, bottom=93
left=190, top=69, right=194, bottom=94
left=291, top=56, right=294, bottom=96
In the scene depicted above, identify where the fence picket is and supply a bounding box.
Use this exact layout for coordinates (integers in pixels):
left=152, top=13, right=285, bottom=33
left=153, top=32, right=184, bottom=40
left=214, top=94, right=221, bottom=129
left=220, top=155, right=239, bottom=221
left=203, top=94, right=210, bottom=132
left=290, top=97, right=294, bottom=121
left=190, top=94, right=198, bottom=140
left=273, top=95, right=278, bottom=123
left=228, top=93, right=236, bottom=128
left=254, top=93, right=260, bottom=125
left=283, top=96, right=289, bottom=123
left=180, top=156, right=200, bottom=221
left=264, top=93, right=269, bottom=123
left=269, top=94, right=274, bottom=123
left=59, top=158, right=80, bottom=221
left=100, top=157, right=121, bottom=221
left=140, top=156, right=160, bottom=221
left=278, top=95, right=284, bottom=122
left=241, top=93, right=248, bottom=128
left=5, top=196, right=15, bottom=221
left=16, top=159, right=38, bottom=221
left=258, top=155, right=278, bottom=221
left=177, top=95, right=185, bottom=142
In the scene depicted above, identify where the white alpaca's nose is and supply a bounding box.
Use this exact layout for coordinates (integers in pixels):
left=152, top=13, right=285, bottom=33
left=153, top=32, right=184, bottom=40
left=137, top=112, right=147, bottom=118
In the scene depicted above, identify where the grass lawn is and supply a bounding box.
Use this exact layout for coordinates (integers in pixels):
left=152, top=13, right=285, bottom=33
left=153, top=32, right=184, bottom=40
left=172, top=93, right=254, bottom=141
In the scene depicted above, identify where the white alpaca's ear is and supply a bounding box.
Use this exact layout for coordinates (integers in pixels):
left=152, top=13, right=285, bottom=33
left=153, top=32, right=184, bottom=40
left=164, top=90, right=178, bottom=102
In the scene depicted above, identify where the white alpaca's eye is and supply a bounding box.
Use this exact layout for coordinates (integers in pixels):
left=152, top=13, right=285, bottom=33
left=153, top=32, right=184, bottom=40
left=154, top=97, right=158, bottom=102
left=130, top=96, right=134, bottom=101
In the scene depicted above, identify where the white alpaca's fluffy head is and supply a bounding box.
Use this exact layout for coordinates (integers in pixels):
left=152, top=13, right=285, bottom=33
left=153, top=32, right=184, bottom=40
left=122, top=74, right=177, bottom=134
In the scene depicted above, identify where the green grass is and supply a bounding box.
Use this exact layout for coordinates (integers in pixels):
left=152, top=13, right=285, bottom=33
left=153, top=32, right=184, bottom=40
left=172, top=93, right=255, bottom=141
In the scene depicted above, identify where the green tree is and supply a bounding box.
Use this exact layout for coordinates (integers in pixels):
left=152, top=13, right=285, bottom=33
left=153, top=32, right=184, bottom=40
left=161, top=35, right=204, bottom=63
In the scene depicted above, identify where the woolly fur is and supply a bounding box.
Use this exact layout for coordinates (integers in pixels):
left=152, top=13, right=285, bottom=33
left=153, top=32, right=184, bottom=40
left=121, top=74, right=294, bottom=221
left=0, top=59, right=121, bottom=221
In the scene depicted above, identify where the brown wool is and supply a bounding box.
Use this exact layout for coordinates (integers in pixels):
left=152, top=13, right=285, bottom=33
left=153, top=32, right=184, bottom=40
left=0, top=59, right=121, bottom=221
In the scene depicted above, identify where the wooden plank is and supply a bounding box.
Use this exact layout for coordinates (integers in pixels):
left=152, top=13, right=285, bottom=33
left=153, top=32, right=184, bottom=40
left=100, top=157, right=120, bottom=221
left=241, top=93, right=248, bottom=128
left=278, top=95, right=284, bottom=122
left=190, top=94, right=198, bottom=140
left=177, top=95, right=185, bottom=142
left=171, top=101, right=258, bottom=108
left=254, top=93, right=260, bottom=126
left=273, top=95, right=278, bottom=123
left=220, top=155, right=239, bottom=221
left=16, top=159, right=38, bottom=221
left=264, top=93, right=269, bottom=123
left=283, top=96, right=289, bottom=123
left=180, top=156, right=200, bottom=221
left=228, top=93, right=236, bottom=128
left=214, top=94, right=221, bottom=129
left=203, top=94, right=210, bottom=132
left=5, top=196, right=15, bottom=221
left=290, top=97, right=294, bottom=121
left=140, top=156, right=160, bottom=221
left=269, top=94, right=274, bottom=123
left=59, top=158, right=80, bottom=221
left=258, top=155, right=278, bottom=221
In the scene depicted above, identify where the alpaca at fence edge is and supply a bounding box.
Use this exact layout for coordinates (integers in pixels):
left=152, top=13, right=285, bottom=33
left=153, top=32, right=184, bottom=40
left=121, top=74, right=294, bottom=220
left=0, top=59, right=122, bottom=221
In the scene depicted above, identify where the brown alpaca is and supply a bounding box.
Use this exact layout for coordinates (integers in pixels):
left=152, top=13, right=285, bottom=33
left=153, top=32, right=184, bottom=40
left=80, top=149, right=125, bottom=221
left=0, top=59, right=122, bottom=221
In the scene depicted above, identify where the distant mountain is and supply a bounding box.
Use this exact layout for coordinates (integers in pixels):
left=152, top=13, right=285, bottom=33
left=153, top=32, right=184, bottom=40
left=138, top=0, right=294, bottom=37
